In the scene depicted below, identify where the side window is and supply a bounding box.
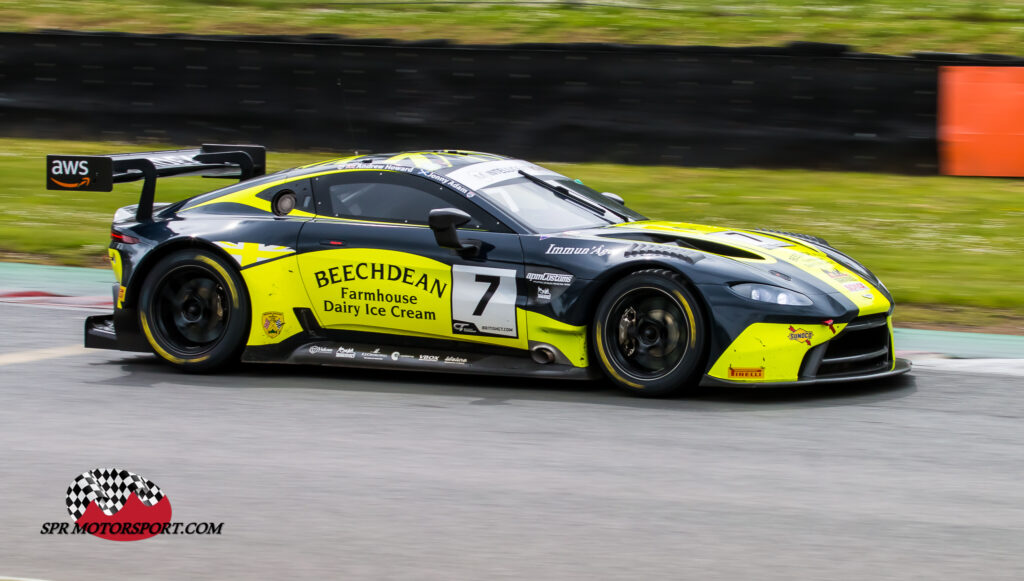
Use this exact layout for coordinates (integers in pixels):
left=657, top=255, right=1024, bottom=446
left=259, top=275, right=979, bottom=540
left=257, top=178, right=315, bottom=216
left=313, top=171, right=508, bottom=231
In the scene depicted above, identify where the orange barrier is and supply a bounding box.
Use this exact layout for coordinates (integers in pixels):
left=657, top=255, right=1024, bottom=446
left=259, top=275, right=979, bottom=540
left=940, top=66, right=1024, bottom=176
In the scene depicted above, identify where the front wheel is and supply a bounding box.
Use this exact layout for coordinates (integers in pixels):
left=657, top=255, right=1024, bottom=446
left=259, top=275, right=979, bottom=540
left=592, top=269, right=707, bottom=397
left=138, top=249, right=250, bottom=372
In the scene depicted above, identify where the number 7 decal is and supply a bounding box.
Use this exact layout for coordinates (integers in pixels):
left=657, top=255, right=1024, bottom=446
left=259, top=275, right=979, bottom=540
left=452, top=265, right=518, bottom=338
left=472, top=274, right=501, bottom=316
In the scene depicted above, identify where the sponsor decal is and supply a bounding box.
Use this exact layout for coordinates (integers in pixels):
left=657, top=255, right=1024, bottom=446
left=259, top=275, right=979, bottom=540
left=444, top=159, right=557, bottom=191
left=261, top=312, right=285, bottom=338
left=728, top=366, right=765, bottom=379
left=844, top=281, right=868, bottom=292
left=313, top=263, right=446, bottom=323
left=307, top=250, right=518, bottom=340
left=536, top=287, right=552, bottom=301
left=443, top=356, right=468, bottom=365
left=526, top=272, right=574, bottom=286
left=340, top=162, right=417, bottom=174
left=418, top=354, right=440, bottom=362
left=313, top=263, right=448, bottom=295
left=46, top=155, right=113, bottom=191
left=40, top=468, right=223, bottom=541
left=335, top=346, right=356, bottom=359
left=391, top=351, right=401, bottom=361
left=822, top=319, right=837, bottom=334
left=787, top=326, right=814, bottom=346
left=781, top=250, right=833, bottom=270
left=453, top=321, right=478, bottom=334
left=821, top=267, right=855, bottom=283
left=323, top=293, right=436, bottom=321
left=309, top=345, right=333, bottom=355
left=362, top=348, right=386, bottom=361
left=414, top=169, right=473, bottom=195
left=545, top=244, right=611, bottom=256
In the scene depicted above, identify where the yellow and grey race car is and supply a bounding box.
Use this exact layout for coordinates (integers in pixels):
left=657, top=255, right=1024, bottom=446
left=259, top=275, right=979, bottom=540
left=51, top=145, right=910, bottom=396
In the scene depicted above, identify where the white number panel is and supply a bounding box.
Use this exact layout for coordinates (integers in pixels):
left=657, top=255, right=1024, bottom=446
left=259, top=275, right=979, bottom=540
left=451, top=265, right=518, bottom=338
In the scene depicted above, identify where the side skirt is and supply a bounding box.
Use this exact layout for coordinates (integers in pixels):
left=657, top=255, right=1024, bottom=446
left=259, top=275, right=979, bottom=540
left=242, top=336, right=599, bottom=380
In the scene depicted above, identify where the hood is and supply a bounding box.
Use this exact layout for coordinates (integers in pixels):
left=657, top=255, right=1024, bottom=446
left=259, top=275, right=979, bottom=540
left=587, top=220, right=891, bottom=316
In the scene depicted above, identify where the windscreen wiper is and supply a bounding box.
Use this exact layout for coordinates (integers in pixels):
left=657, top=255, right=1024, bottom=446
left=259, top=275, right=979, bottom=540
left=518, top=170, right=623, bottom=221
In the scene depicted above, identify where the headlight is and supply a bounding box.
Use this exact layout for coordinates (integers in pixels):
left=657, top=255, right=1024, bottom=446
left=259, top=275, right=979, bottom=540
left=730, top=283, right=813, bottom=306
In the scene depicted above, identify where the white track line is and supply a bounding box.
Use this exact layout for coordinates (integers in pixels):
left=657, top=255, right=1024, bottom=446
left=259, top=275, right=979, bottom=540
left=0, top=302, right=109, bottom=313
left=910, top=356, right=1024, bottom=377
left=0, top=345, right=89, bottom=367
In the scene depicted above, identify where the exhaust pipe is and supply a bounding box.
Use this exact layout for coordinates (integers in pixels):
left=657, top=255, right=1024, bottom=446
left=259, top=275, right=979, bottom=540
left=530, top=346, right=556, bottom=365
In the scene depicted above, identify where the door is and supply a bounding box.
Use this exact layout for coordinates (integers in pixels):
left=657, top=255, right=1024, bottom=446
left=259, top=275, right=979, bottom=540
left=295, top=169, right=527, bottom=349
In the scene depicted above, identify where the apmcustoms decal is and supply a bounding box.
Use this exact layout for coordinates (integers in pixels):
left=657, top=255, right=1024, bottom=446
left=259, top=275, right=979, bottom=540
left=65, top=468, right=172, bottom=541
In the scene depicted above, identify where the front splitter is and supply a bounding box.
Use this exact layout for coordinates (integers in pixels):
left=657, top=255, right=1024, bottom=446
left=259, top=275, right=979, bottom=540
left=700, top=358, right=912, bottom=388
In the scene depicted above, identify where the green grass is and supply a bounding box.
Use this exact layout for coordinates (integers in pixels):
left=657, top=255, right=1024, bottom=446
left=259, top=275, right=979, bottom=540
left=3, top=0, right=1024, bottom=55
left=2, top=137, right=1023, bottom=330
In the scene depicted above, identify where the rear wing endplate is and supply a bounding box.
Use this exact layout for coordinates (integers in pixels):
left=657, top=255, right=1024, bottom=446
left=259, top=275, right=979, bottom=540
left=46, top=144, right=266, bottom=221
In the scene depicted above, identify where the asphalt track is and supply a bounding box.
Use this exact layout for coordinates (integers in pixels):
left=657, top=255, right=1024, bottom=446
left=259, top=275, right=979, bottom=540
left=2, top=302, right=1023, bottom=581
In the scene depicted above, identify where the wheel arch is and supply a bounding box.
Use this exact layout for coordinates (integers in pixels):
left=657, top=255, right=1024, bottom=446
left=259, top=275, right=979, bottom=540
left=580, top=260, right=714, bottom=332
left=124, top=237, right=244, bottom=309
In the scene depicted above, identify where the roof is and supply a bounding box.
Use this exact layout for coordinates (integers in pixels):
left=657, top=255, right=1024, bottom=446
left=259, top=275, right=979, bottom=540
left=299, top=150, right=512, bottom=176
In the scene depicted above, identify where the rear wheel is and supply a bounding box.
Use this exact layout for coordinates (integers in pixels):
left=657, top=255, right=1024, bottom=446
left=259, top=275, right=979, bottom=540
left=592, top=269, right=707, bottom=397
left=138, top=249, right=249, bottom=372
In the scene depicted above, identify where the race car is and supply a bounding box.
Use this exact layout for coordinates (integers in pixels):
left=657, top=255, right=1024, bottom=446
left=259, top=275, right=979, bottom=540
left=51, top=145, right=910, bottom=396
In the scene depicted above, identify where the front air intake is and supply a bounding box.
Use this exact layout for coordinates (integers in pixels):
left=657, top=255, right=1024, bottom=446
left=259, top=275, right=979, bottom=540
left=800, top=314, right=892, bottom=379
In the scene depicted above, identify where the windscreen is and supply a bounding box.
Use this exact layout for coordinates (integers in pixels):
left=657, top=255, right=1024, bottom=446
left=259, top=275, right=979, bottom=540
left=445, top=160, right=646, bottom=233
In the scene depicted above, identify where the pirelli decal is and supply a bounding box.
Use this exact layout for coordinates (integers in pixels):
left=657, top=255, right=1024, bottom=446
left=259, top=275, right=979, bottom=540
left=728, top=366, right=765, bottom=379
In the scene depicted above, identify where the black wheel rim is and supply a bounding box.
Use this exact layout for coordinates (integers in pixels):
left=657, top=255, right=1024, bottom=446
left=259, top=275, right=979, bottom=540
left=605, top=286, right=689, bottom=380
left=151, top=264, right=230, bottom=356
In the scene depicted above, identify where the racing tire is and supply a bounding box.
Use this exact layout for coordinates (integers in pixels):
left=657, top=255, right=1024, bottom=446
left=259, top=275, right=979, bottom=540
left=138, top=249, right=250, bottom=372
left=592, top=269, right=707, bottom=397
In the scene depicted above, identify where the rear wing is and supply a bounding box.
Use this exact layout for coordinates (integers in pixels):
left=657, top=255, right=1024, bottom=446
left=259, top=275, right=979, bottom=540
left=46, top=144, right=266, bottom=221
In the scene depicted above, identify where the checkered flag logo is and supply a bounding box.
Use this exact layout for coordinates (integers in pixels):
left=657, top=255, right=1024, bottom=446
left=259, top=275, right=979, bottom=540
left=66, top=468, right=166, bottom=521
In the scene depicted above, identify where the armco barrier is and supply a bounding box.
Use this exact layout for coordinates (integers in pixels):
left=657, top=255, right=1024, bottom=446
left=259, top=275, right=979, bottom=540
left=1, top=31, right=1022, bottom=172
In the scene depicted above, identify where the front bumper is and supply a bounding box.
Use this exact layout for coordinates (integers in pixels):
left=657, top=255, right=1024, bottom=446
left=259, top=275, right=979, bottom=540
left=700, top=357, right=911, bottom=388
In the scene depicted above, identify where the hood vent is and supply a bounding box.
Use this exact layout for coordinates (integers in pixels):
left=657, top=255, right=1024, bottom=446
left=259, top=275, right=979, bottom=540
left=598, top=232, right=764, bottom=260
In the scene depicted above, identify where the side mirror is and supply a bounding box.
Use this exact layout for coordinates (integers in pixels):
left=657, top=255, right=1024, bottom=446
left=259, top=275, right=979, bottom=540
left=428, top=208, right=478, bottom=256
left=602, top=192, right=626, bottom=205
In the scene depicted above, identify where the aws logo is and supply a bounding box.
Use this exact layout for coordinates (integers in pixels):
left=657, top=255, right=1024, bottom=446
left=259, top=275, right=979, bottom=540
left=45, top=154, right=112, bottom=191
left=49, top=159, right=92, bottom=188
